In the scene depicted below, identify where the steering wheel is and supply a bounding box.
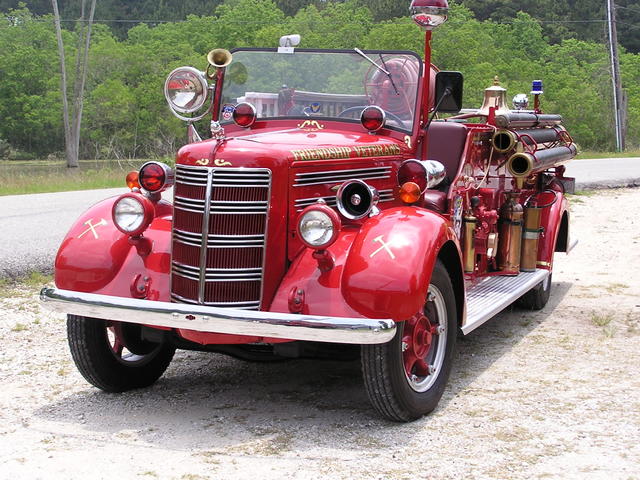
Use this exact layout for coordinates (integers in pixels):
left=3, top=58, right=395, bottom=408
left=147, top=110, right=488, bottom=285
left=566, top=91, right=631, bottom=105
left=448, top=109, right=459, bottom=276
left=337, top=106, right=405, bottom=127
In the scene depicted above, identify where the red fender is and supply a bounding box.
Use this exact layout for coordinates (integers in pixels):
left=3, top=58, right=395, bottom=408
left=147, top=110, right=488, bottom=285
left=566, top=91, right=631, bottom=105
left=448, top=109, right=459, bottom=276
left=342, top=207, right=457, bottom=321
left=536, top=183, right=568, bottom=269
left=269, top=228, right=365, bottom=319
left=54, top=196, right=173, bottom=300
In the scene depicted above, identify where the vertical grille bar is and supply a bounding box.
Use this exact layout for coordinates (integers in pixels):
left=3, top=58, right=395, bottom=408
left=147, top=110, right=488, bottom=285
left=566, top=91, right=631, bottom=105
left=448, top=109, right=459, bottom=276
left=198, top=169, right=215, bottom=304
left=171, top=165, right=272, bottom=310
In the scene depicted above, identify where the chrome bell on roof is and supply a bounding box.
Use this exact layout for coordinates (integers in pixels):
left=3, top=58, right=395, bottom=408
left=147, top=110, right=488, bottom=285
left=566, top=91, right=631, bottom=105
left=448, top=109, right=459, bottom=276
left=478, top=76, right=511, bottom=116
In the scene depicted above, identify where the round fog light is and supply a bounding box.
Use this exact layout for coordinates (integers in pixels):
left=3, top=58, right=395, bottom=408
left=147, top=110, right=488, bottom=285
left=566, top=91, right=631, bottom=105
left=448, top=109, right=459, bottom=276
left=112, top=194, right=154, bottom=236
left=297, top=205, right=341, bottom=249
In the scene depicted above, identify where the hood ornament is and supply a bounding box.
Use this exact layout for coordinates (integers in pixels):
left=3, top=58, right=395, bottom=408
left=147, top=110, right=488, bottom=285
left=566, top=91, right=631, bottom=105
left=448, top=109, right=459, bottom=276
left=210, top=121, right=226, bottom=141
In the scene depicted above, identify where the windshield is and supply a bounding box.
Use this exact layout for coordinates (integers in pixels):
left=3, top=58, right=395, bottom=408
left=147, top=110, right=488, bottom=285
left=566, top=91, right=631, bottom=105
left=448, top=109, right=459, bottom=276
left=219, top=49, right=422, bottom=134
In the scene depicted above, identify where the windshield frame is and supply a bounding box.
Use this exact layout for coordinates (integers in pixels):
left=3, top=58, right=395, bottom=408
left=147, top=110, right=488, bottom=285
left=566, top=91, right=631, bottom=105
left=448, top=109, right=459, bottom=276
left=217, top=47, right=424, bottom=136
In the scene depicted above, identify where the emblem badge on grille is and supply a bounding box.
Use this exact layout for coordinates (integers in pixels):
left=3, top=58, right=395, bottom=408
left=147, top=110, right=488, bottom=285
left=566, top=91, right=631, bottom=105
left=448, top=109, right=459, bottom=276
left=195, top=158, right=210, bottom=166
left=214, top=159, right=232, bottom=167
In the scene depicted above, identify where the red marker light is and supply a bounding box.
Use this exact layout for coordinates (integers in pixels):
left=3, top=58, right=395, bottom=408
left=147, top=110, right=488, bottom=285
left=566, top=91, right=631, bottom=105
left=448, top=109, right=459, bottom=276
left=139, top=163, right=166, bottom=192
left=233, top=102, right=257, bottom=128
left=361, top=106, right=386, bottom=132
left=398, top=159, right=428, bottom=191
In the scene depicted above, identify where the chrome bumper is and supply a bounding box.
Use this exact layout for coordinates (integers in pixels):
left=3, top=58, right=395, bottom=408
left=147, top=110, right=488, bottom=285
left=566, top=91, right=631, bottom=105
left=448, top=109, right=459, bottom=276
left=40, top=287, right=396, bottom=345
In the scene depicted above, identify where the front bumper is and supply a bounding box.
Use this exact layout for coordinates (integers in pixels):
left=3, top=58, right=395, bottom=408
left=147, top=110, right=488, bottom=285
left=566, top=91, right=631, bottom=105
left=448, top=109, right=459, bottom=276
left=40, top=287, right=396, bottom=345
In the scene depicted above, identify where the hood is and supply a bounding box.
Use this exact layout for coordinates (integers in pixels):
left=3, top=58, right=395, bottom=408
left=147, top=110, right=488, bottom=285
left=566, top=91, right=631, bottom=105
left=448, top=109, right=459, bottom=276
left=176, top=127, right=407, bottom=169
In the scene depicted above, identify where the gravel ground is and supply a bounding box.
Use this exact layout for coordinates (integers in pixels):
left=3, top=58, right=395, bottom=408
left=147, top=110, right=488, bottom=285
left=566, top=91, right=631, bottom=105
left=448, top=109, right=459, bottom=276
left=0, top=188, right=639, bottom=480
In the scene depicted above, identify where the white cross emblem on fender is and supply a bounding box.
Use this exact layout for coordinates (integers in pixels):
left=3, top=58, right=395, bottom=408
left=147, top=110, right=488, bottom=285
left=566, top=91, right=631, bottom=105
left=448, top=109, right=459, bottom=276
left=370, top=235, right=396, bottom=260
left=78, top=218, right=107, bottom=239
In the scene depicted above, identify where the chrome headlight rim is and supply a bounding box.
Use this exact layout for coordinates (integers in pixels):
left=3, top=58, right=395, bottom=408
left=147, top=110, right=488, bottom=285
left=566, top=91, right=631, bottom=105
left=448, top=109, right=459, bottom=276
left=297, top=204, right=341, bottom=250
left=164, top=66, right=210, bottom=115
left=112, top=194, right=154, bottom=237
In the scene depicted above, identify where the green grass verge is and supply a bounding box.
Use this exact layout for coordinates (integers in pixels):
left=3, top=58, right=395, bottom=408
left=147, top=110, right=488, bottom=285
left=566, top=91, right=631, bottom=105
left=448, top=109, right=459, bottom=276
left=0, top=272, right=53, bottom=298
left=0, top=168, right=126, bottom=196
left=0, top=159, right=165, bottom=196
left=577, top=150, right=640, bottom=159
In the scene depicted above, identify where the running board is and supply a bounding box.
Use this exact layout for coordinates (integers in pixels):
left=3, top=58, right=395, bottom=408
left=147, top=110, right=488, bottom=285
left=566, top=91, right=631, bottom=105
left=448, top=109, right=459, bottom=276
left=461, top=269, right=550, bottom=335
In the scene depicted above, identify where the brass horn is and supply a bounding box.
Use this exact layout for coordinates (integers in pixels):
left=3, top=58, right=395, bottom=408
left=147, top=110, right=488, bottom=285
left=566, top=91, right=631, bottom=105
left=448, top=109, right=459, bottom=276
left=206, top=48, right=232, bottom=78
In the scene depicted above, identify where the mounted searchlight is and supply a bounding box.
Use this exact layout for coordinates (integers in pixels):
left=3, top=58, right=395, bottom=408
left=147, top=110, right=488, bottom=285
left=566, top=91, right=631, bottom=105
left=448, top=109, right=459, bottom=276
left=278, top=34, right=301, bottom=54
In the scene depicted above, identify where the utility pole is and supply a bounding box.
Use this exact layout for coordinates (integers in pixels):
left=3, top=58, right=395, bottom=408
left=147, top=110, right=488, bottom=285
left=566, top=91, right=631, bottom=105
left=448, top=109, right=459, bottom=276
left=607, top=0, right=625, bottom=151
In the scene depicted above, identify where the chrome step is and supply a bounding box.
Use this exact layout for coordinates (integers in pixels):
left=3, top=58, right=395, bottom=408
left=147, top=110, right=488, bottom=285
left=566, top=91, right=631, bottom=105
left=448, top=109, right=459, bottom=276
left=461, top=269, right=550, bottom=335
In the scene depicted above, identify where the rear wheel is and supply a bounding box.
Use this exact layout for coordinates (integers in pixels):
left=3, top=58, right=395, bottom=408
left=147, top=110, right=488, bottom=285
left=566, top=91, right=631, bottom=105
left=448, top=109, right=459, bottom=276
left=67, top=315, right=175, bottom=392
left=361, top=260, right=457, bottom=422
left=517, top=271, right=552, bottom=310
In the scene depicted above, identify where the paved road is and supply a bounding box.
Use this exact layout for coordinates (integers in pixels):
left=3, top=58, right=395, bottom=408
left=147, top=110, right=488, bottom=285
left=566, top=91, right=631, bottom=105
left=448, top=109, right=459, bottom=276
left=0, top=188, right=128, bottom=278
left=565, top=157, right=640, bottom=189
left=0, top=157, right=638, bottom=278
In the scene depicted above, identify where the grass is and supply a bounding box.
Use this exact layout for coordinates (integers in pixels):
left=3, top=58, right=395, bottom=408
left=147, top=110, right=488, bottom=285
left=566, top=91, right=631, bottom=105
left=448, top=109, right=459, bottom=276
left=590, top=312, right=616, bottom=338
left=0, top=159, right=164, bottom=196
left=591, top=312, right=614, bottom=327
left=0, top=272, right=53, bottom=298
left=577, top=150, right=640, bottom=159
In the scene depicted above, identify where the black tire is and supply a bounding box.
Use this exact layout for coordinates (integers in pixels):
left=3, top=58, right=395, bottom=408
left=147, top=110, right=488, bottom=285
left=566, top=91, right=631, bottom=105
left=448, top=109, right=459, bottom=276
left=67, top=315, right=175, bottom=393
left=361, top=260, right=457, bottom=422
left=517, top=272, right=552, bottom=310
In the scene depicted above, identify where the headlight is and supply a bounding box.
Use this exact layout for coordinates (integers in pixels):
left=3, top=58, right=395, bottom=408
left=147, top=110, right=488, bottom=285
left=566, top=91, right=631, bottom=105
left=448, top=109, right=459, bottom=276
left=112, top=194, right=154, bottom=237
left=164, top=67, right=209, bottom=114
left=297, top=205, right=341, bottom=249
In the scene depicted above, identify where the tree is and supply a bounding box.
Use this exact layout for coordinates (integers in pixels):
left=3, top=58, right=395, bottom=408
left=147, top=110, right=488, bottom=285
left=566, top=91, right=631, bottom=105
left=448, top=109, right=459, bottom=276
left=51, top=0, right=96, bottom=167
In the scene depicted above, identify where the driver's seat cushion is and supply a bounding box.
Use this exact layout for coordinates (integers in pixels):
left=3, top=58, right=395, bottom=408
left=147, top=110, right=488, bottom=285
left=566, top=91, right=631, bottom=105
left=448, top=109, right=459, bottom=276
left=426, top=122, right=468, bottom=183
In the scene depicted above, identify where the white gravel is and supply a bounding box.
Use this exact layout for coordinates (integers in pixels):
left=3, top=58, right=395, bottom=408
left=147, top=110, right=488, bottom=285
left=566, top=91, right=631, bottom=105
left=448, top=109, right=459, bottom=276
left=0, top=188, right=638, bottom=480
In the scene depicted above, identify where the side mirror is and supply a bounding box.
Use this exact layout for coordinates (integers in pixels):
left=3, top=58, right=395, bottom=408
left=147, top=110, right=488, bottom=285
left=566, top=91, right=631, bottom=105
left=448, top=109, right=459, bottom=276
left=434, top=71, right=463, bottom=113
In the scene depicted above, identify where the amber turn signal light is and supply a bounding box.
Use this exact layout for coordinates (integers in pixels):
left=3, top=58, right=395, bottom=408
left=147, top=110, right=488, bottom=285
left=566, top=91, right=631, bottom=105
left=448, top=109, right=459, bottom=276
left=399, top=181, right=422, bottom=204
left=126, top=171, right=140, bottom=190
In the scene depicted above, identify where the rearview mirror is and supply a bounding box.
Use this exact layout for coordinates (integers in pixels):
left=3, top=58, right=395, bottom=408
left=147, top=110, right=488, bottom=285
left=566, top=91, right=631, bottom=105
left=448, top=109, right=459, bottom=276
left=434, top=71, right=463, bottom=113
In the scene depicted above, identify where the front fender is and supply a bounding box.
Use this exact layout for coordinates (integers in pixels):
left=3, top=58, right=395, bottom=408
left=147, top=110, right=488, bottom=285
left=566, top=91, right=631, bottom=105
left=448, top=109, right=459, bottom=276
left=54, top=196, right=172, bottom=300
left=342, top=207, right=457, bottom=321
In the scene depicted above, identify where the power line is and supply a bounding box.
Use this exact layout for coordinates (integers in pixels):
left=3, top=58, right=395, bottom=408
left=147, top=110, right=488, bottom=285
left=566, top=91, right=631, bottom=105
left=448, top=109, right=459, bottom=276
left=615, top=4, right=640, bottom=14
left=617, top=20, right=640, bottom=29
left=4, top=16, right=611, bottom=25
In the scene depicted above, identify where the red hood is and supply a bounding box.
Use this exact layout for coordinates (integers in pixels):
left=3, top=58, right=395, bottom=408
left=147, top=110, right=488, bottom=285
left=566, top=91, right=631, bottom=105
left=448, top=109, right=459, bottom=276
left=176, top=127, right=407, bottom=169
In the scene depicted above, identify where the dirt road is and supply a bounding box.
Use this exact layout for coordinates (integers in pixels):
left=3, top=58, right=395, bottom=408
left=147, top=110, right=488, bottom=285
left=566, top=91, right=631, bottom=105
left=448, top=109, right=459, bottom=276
left=1, top=188, right=638, bottom=480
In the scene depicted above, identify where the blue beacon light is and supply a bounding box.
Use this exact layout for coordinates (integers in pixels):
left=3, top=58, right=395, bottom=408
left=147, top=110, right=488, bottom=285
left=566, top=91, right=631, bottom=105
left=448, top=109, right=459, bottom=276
left=531, top=80, right=543, bottom=95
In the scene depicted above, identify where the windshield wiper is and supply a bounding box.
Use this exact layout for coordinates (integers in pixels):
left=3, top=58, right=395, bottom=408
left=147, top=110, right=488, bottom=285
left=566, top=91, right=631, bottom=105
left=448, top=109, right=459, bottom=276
left=378, top=53, right=400, bottom=96
left=353, top=48, right=399, bottom=96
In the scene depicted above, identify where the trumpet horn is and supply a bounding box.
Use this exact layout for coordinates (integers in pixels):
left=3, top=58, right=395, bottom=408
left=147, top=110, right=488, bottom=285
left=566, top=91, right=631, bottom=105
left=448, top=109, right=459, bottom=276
left=206, top=49, right=232, bottom=78
left=207, top=49, right=232, bottom=68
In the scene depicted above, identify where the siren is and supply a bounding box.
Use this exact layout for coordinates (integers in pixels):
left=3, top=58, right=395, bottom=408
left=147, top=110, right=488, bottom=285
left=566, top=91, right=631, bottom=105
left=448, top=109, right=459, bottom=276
left=336, top=180, right=380, bottom=220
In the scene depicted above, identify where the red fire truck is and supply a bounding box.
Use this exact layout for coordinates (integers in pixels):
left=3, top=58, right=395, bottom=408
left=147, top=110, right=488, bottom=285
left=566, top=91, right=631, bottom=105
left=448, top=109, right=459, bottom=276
left=41, top=0, right=576, bottom=421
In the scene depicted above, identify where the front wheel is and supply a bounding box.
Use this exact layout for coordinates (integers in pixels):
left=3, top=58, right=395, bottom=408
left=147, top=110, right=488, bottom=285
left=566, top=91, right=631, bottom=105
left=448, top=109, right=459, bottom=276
left=361, top=260, right=457, bottom=422
left=67, top=315, right=175, bottom=392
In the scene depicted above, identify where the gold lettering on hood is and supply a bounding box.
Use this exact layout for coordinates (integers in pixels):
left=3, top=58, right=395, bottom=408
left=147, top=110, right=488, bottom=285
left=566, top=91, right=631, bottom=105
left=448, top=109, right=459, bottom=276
left=291, top=144, right=401, bottom=161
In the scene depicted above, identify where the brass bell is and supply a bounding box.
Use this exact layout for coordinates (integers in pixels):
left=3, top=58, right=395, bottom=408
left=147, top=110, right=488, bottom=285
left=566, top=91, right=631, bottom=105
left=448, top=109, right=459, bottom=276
left=478, top=76, right=511, bottom=116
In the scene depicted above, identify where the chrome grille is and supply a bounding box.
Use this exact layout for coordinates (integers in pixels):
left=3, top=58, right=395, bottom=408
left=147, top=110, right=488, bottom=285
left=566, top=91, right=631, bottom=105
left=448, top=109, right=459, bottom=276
left=171, top=165, right=271, bottom=310
left=293, top=166, right=392, bottom=187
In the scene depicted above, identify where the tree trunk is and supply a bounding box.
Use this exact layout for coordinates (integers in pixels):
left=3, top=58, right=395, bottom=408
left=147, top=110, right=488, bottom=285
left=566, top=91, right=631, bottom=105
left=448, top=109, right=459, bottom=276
left=51, top=0, right=76, bottom=167
left=51, top=0, right=97, bottom=168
